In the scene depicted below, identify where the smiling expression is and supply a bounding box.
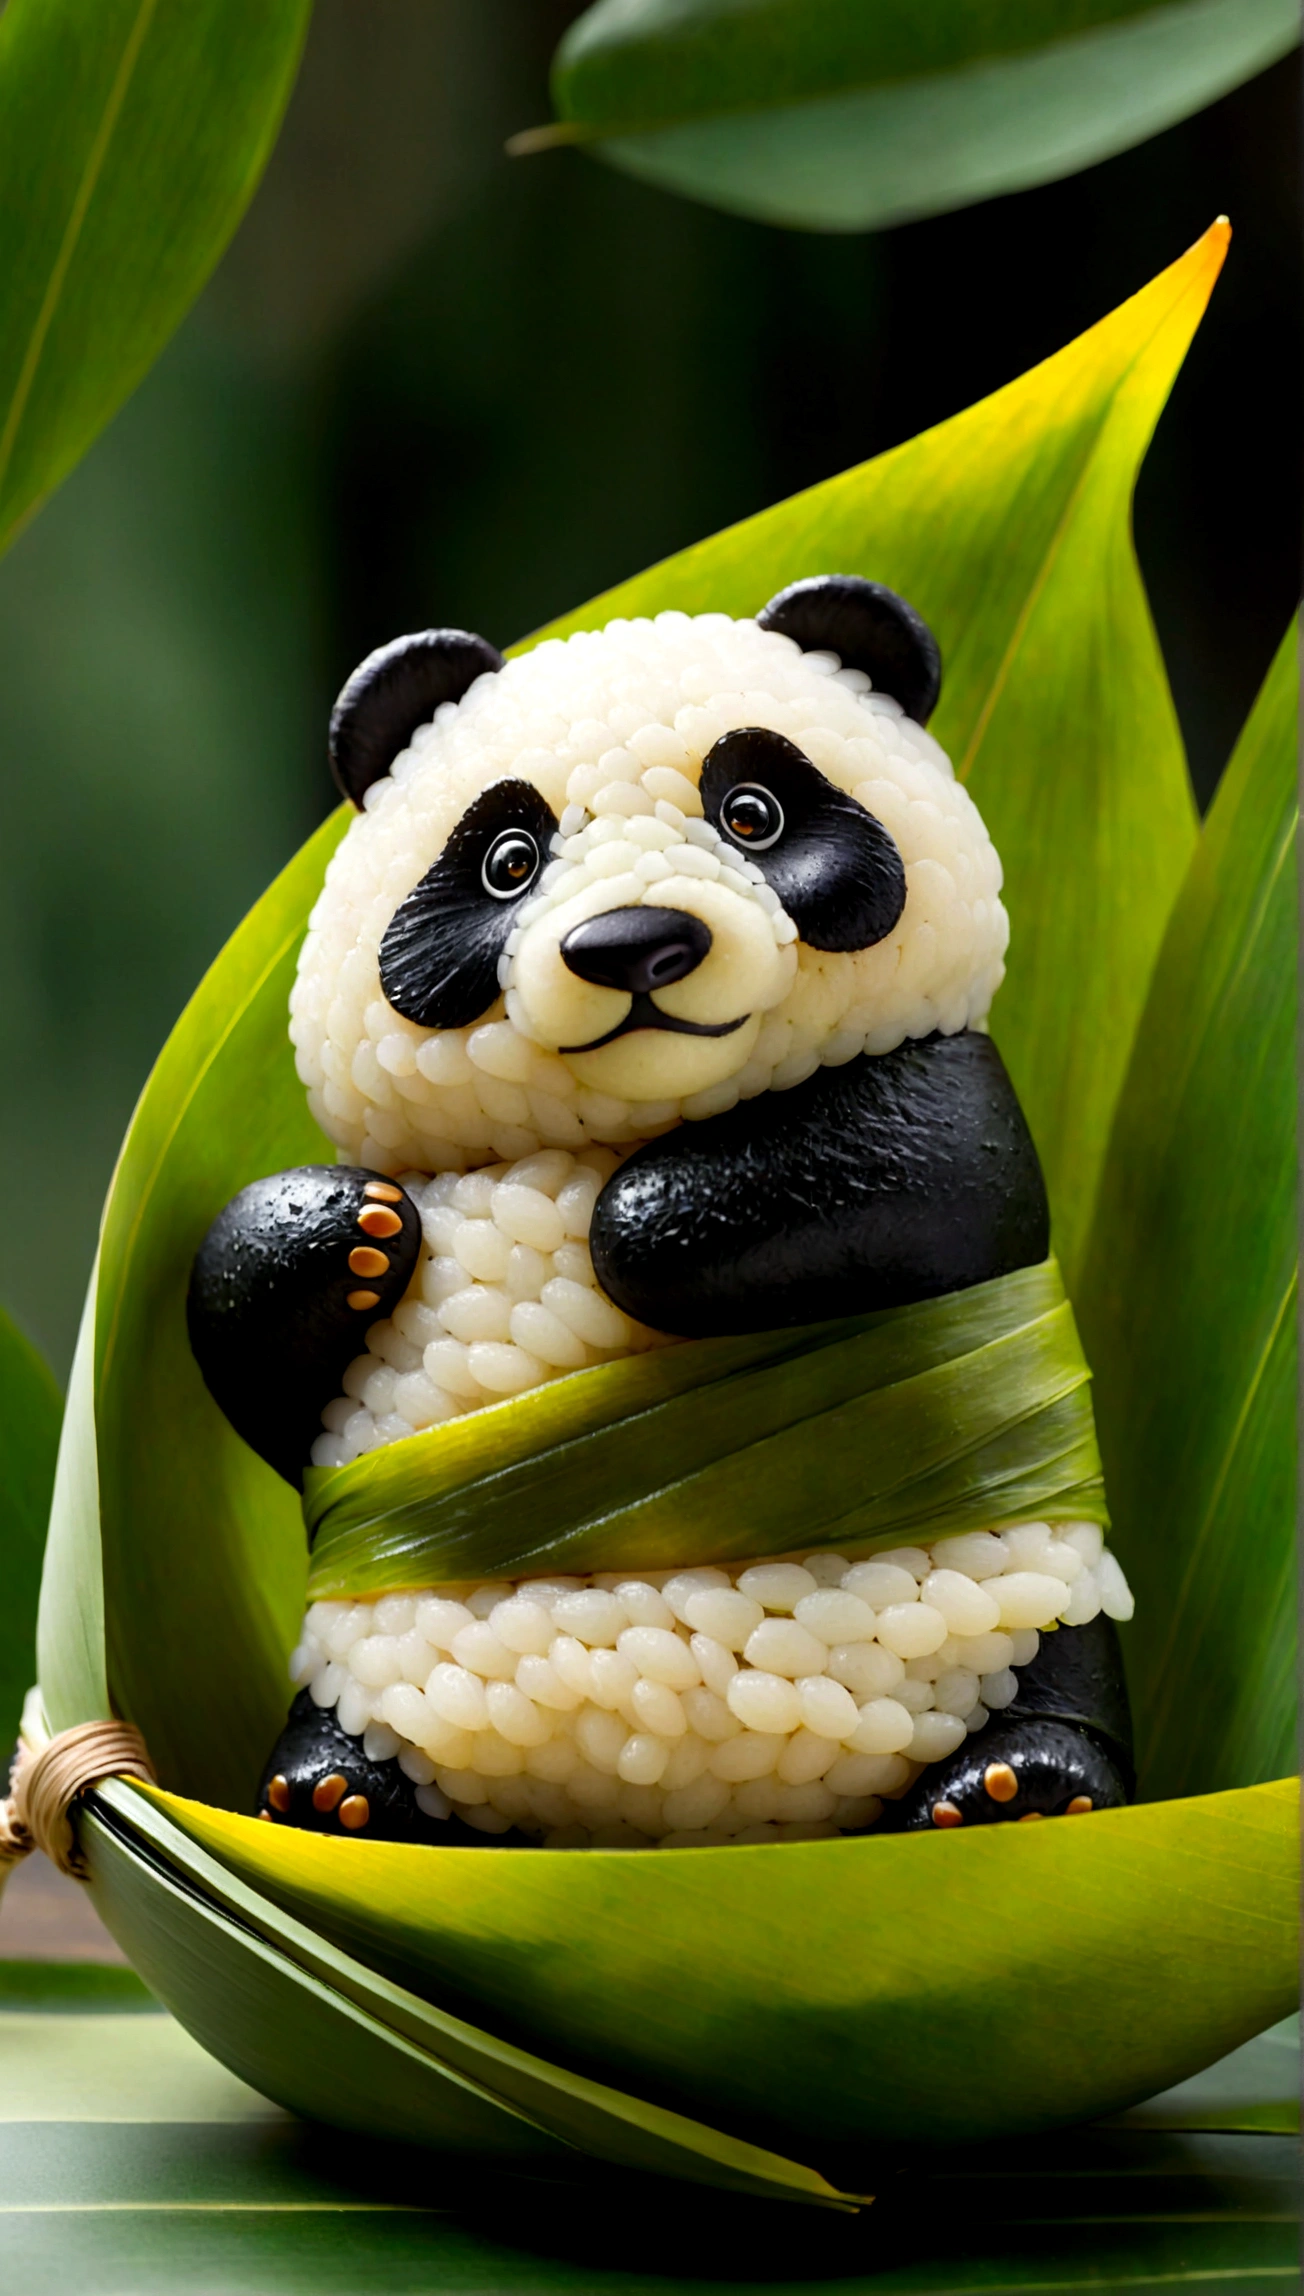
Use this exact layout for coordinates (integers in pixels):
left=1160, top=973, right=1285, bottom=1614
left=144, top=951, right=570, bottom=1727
left=291, top=612, right=1008, bottom=1174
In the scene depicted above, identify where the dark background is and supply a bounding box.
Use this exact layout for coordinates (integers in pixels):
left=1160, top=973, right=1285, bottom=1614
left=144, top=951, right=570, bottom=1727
left=1, top=0, right=1297, bottom=1373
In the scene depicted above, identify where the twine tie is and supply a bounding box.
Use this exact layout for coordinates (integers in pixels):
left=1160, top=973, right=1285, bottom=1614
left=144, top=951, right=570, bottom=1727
left=0, top=1720, right=155, bottom=1879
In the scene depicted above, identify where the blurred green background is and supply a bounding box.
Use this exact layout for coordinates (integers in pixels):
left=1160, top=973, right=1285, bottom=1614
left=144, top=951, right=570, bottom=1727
left=1, top=0, right=1297, bottom=1377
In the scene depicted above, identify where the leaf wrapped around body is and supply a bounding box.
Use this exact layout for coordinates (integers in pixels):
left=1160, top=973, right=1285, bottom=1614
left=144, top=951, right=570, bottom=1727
left=304, top=1258, right=1105, bottom=1598
left=21, top=227, right=1297, bottom=2203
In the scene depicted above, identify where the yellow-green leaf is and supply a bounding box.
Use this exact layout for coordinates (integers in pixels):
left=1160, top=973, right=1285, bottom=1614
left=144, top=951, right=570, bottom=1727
left=37, top=239, right=1221, bottom=1815
left=304, top=1261, right=1105, bottom=1597
left=0, top=0, right=309, bottom=556
left=526, top=226, right=1221, bottom=1284
left=68, top=816, right=348, bottom=1802
left=1078, top=626, right=1298, bottom=1800
left=539, top=0, right=1298, bottom=234
left=86, top=1780, right=858, bottom=2208
left=155, top=1775, right=1299, bottom=2170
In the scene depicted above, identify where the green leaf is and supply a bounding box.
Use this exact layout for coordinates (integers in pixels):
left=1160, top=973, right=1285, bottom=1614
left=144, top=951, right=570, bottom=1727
left=155, top=1774, right=1299, bottom=2169
left=86, top=1781, right=859, bottom=2208
left=0, top=1307, right=60, bottom=1751
left=38, top=237, right=1221, bottom=1790
left=527, top=228, right=1221, bottom=1284
left=34, top=814, right=348, bottom=1790
left=1078, top=626, right=1298, bottom=1802
left=539, top=0, right=1298, bottom=233
left=0, top=1960, right=156, bottom=2013
left=4, top=1984, right=1297, bottom=2287
left=33, top=241, right=1291, bottom=2195
left=304, top=1261, right=1106, bottom=1597
left=36, top=239, right=1223, bottom=1811
left=0, top=0, right=309, bottom=557
left=1110, top=2014, right=1299, bottom=2135
left=81, top=814, right=348, bottom=1805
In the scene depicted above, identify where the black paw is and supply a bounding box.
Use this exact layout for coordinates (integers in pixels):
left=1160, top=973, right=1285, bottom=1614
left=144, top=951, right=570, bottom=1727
left=188, top=1166, right=422, bottom=1483
left=886, top=1714, right=1131, bottom=1831
left=257, top=1690, right=522, bottom=1846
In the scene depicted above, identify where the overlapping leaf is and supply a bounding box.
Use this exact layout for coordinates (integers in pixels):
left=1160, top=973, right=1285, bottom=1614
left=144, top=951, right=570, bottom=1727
left=29, top=237, right=1298, bottom=2205
left=155, top=1775, right=1298, bottom=2167
left=0, top=0, right=309, bottom=559
left=88, top=1780, right=857, bottom=2206
left=303, top=1263, right=1104, bottom=1596
left=530, top=227, right=1224, bottom=1283
left=6, top=1960, right=1296, bottom=2282
left=44, top=818, right=348, bottom=1800
left=1079, top=626, right=1299, bottom=1800
left=40, top=236, right=1225, bottom=1815
left=534, top=0, right=1298, bottom=233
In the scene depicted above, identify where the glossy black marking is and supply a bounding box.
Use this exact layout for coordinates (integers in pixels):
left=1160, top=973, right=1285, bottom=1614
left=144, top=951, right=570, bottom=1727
left=883, top=1613, right=1133, bottom=1830
left=700, top=728, right=906, bottom=953
left=591, top=1030, right=1048, bottom=1337
left=1002, top=1607, right=1134, bottom=1771
left=758, top=574, right=941, bottom=726
left=379, top=778, right=558, bottom=1031
left=187, top=1166, right=421, bottom=1486
left=561, top=904, right=711, bottom=994
left=328, top=629, right=504, bottom=807
left=258, top=1691, right=524, bottom=1845
left=886, top=1716, right=1130, bottom=1830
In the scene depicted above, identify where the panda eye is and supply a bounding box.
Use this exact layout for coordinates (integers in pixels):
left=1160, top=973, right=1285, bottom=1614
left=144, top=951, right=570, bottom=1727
left=720, top=783, right=785, bottom=852
left=481, top=828, right=542, bottom=899
left=700, top=726, right=906, bottom=954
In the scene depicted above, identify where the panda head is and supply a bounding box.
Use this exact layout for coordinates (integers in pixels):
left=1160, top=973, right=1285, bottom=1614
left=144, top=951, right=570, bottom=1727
left=290, top=578, right=1008, bottom=1174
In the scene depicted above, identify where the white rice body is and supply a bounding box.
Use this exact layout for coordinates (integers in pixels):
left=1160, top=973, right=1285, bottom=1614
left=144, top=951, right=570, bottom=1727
left=292, top=1530, right=1134, bottom=1847
left=311, top=1150, right=665, bottom=1468
left=290, top=610, right=1008, bottom=1172
left=290, top=608, right=1124, bottom=1842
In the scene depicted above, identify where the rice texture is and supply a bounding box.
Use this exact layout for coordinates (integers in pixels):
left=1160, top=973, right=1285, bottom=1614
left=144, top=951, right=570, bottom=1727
left=291, top=611, right=1008, bottom=1173
left=311, top=1149, right=665, bottom=1466
left=291, top=1530, right=1133, bottom=1847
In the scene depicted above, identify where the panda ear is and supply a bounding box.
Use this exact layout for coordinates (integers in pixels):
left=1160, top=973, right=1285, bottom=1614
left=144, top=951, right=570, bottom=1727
left=328, top=628, right=505, bottom=806
left=757, top=575, right=941, bottom=726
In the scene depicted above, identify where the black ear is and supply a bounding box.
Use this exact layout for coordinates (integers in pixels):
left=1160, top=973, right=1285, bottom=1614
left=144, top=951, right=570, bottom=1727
left=757, top=575, right=941, bottom=726
left=329, top=629, right=505, bottom=807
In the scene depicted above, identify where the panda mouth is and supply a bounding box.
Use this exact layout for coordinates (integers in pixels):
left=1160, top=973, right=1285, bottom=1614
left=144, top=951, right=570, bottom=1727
left=561, top=994, right=750, bottom=1055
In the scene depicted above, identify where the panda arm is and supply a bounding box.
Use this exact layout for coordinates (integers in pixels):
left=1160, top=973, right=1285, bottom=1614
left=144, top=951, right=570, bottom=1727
left=590, top=1029, right=1049, bottom=1338
left=187, top=1167, right=422, bottom=1486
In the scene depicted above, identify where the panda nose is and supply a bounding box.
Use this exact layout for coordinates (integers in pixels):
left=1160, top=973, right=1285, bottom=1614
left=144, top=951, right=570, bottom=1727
left=560, top=905, right=712, bottom=995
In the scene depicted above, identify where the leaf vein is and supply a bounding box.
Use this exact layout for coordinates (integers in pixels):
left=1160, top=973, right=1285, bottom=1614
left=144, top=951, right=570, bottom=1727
left=0, top=0, right=160, bottom=508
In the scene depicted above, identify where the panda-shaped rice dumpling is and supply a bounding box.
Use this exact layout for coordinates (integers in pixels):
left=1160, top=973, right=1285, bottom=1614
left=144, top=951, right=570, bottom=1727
left=189, top=578, right=1135, bottom=1849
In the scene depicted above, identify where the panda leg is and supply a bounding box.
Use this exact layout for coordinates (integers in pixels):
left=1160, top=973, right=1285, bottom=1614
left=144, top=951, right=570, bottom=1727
left=257, top=1692, right=519, bottom=1845
left=187, top=1166, right=422, bottom=1486
left=883, top=1612, right=1135, bottom=1831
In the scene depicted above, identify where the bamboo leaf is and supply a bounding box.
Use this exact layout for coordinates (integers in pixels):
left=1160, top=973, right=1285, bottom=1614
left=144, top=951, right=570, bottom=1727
left=86, top=815, right=347, bottom=1802
left=0, top=1307, right=60, bottom=1751
left=304, top=1262, right=1105, bottom=1596
left=1077, top=626, right=1298, bottom=1802
left=528, top=228, right=1222, bottom=1284
left=39, top=241, right=1220, bottom=1810
left=86, top=1781, right=858, bottom=2208
left=156, top=1777, right=1299, bottom=2168
left=0, top=0, right=309, bottom=557
left=4, top=1983, right=1296, bottom=2284
left=539, top=0, right=1298, bottom=233
left=32, top=243, right=1290, bottom=2198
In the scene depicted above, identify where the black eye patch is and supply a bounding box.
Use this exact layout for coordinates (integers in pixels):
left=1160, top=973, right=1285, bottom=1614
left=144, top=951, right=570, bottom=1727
left=700, top=728, right=906, bottom=953
left=378, top=778, right=558, bottom=1029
